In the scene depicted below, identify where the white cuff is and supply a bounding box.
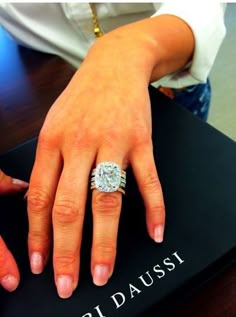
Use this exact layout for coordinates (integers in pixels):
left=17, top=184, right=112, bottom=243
left=152, top=2, right=226, bottom=88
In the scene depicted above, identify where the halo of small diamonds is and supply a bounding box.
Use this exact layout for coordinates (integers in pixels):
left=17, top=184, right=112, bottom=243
left=92, top=162, right=125, bottom=193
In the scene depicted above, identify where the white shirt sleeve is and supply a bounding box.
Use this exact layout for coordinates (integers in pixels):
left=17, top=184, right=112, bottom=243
left=0, top=3, right=226, bottom=88
left=152, top=2, right=226, bottom=88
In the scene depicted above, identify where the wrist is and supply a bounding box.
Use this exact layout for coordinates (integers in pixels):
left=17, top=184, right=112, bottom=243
left=85, top=25, right=158, bottom=85
left=88, top=14, right=194, bottom=84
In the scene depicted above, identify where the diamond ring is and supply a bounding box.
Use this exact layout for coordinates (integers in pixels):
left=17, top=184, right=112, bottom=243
left=90, top=162, right=126, bottom=194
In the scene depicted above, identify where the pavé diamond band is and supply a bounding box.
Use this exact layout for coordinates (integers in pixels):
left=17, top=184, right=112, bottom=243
left=90, top=162, right=126, bottom=194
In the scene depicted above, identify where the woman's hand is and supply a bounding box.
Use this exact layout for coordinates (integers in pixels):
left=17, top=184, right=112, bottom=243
left=0, top=169, right=28, bottom=291
left=27, top=15, right=194, bottom=298
left=27, top=37, right=165, bottom=299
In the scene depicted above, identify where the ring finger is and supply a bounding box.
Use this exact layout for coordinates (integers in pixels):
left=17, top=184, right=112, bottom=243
left=91, top=148, right=126, bottom=286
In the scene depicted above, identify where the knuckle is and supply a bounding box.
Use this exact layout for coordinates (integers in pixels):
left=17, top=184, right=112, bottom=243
left=28, top=231, right=51, bottom=246
left=103, top=128, right=122, bottom=143
left=75, top=138, right=93, bottom=152
left=133, top=131, right=152, bottom=148
left=88, top=126, right=100, bottom=143
left=38, top=130, right=47, bottom=144
left=27, top=188, right=51, bottom=214
left=142, top=173, right=161, bottom=192
left=53, top=200, right=80, bottom=224
left=98, top=132, right=124, bottom=153
left=72, top=130, right=94, bottom=151
left=148, top=201, right=165, bottom=218
left=54, top=253, right=76, bottom=268
left=93, top=242, right=116, bottom=257
left=93, top=193, right=120, bottom=214
left=38, top=129, right=58, bottom=150
left=141, top=173, right=165, bottom=215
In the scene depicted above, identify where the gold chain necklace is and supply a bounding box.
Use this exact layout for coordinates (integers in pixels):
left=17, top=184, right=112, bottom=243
left=89, top=3, right=104, bottom=38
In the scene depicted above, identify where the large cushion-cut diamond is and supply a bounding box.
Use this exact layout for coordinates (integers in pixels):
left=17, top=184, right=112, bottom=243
left=95, top=162, right=121, bottom=192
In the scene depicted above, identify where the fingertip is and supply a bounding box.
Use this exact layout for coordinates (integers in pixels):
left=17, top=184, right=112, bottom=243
left=30, top=252, right=44, bottom=274
left=93, top=264, right=110, bottom=286
left=12, top=178, right=29, bottom=188
left=0, top=173, right=28, bottom=194
left=0, top=237, right=20, bottom=283
left=56, top=275, right=74, bottom=299
left=153, top=224, right=165, bottom=243
left=1, top=275, right=19, bottom=292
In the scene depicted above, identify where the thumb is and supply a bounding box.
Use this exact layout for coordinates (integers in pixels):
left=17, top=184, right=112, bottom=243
left=0, top=169, right=28, bottom=195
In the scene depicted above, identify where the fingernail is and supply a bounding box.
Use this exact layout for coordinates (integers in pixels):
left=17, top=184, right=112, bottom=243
left=30, top=252, right=43, bottom=274
left=154, top=225, right=164, bottom=243
left=56, top=275, right=73, bottom=299
left=12, top=178, right=29, bottom=187
left=93, top=265, right=110, bottom=286
left=1, top=275, right=19, bottom=292
left=24, top=190, right=29, bottom=200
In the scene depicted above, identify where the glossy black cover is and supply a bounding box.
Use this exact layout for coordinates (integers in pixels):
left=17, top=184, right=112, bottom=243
left=0, top=87, right=236, bottom=317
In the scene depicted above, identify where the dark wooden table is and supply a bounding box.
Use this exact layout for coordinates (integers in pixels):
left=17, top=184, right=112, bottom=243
left=0, top=27, right=235, bottom=316
left=0, top=27, right=75, bottom=153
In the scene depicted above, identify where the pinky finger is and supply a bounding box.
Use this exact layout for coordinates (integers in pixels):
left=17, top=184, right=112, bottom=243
left=130, top=142, right=165, bottom=243
left=0, top=236, right=20, bottom=291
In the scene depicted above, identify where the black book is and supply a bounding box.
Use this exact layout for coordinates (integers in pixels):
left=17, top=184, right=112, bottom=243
left=0, top=87, right=236, bottom=317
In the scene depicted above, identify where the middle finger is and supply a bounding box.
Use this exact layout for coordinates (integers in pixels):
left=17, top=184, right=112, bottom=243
left=52, top=148, right=95, bottom=299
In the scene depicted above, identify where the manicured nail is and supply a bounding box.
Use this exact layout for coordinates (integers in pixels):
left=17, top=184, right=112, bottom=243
left=56, top=275, right=73, bottom=299
left=1, top=275, right=19, bottom=292
left=93, top=265, right=110, bottom=286
left=30, top=252, right=43, bottom=274
left=24, top=190, right=29, bottom=200
left=12, top=178, right=29, bottom=187
left=154, top=225, right=164, bottom=243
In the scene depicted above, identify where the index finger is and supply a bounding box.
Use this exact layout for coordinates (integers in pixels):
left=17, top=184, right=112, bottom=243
left=27, top=142, right=62, bottom=274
